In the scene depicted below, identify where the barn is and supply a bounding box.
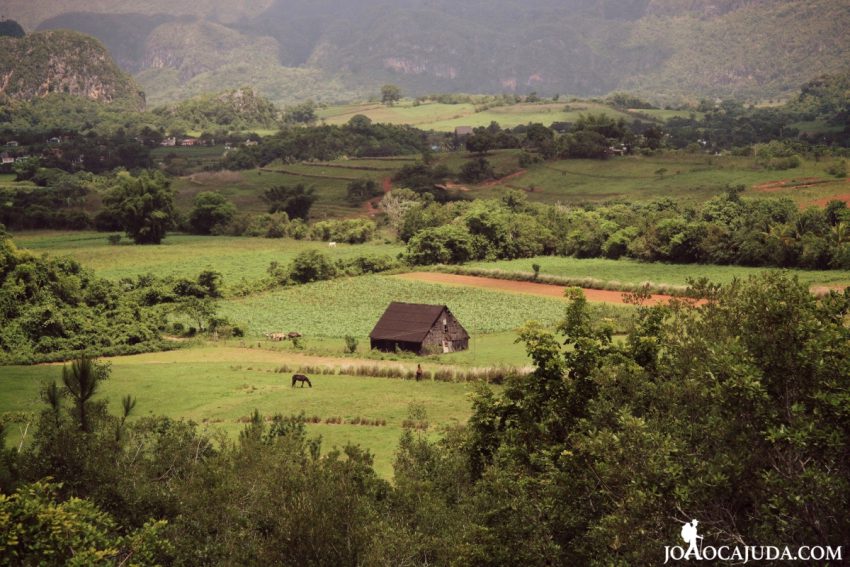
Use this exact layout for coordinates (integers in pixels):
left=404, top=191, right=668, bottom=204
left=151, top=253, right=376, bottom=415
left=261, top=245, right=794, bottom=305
left=370, top=302, right=469, bottom=354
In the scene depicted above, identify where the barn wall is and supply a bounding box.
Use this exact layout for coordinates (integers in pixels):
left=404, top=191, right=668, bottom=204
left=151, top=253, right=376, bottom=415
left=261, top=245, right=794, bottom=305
left=370, top=339, right=421, bottom=353
left=422, top=309, right=469, bottom=353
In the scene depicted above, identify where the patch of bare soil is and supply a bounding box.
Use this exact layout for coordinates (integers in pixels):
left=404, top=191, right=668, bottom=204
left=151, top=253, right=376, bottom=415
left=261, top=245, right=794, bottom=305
left=395, top=272, right=687, bottom=306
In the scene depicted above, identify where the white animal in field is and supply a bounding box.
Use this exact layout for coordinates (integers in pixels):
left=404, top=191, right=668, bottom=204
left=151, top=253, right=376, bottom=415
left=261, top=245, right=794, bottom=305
left=328, top=241, right=337, bottom=248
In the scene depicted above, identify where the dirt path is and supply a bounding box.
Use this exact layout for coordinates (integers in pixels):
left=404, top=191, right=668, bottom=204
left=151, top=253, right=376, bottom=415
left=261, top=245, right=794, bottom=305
left=479, top=168, right=528, bottom=188
left=395, top=272, right=688, bottom=305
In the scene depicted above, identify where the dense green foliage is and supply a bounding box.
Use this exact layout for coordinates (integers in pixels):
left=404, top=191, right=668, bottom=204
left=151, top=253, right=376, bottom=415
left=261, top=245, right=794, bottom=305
left=152, top=87, right=280, bottom=131
left=188, top=192, right=236, bottom=235
left=0, top=94, right=162, bottom=139
left=0, top=481, right=169, bottom=565
left=0, top=229, right=168, bottom=363
left=262, top=183, right=317, bottom=221
left=224, top=120, right=427, bottom=168
left=400, top=188, right=850, bottom=270
left=0, top=172, right=94, bottom=230
left=101, top=171, right=176, bottom=244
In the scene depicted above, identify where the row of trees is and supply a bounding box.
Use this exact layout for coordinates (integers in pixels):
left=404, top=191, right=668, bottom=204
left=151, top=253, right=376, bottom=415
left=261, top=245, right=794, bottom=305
left=223, top=116, right=427, bottom=169
left=3, top=273, right=848, bottom=564
left=395, top=187, right=850, bottom=270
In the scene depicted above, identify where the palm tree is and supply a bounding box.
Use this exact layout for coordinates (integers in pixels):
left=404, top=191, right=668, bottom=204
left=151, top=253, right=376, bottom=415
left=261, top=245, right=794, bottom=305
left=61, top=356, right=107, bottom=433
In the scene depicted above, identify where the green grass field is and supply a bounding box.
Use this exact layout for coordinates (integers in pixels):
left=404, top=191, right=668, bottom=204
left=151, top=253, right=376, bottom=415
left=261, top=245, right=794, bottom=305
left=0, top=347, right=482, bottom=477
left=219, top=273, right=631, bottom=339
left=0, top=173, right=36, bottom=190
left=165, top=150, right=849, bottom=217
left=466, top=256, right=850, bottom=289
left=171, top=168, right=370, bottom=219
left=12, top=232, right=403, bottom=287
left=260, top=331, right=532, bottom=368
left=468, top=153, right=850, bottom=207
left=318, top=100, right=637, bottom=131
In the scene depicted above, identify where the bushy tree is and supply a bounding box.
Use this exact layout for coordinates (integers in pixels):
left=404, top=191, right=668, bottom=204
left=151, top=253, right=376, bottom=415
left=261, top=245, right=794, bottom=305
left=405, top=224, right=476, bottom=264
left=263, top=184, right=316, bottom=221
left=102, top=171, right=176, bottom=245
left=0, top=481, right=170, bottom=566
left=283, top=100, right=317, bottom=125
left=459, top=274, right=850, bottom=563
left=346, top=179, right=382, bottom=205
left=458, top=157, right=495, bottom=183
left=381, top=84, right=402, bottom=106
left=288, top=250, right=337, bottom=283
left=188, top=192, right=236, bottom=234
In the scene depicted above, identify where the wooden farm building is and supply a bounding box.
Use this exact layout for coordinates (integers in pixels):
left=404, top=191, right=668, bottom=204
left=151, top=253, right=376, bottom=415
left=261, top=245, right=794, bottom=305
left=370, top=302, right=469, bottom=354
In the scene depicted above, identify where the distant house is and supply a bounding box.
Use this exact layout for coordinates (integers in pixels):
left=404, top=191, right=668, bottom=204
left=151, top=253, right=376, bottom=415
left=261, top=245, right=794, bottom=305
left=0, top=152, right=14, bottom=165
left=243, top=140, right=259, bottom=147
left=370, top=302, right=469, bottom=354
left=47, top=137, right=61, bottom=144
left=180, top=138, right=198, bottom=147
left=454, top=126, right=474, bottom=138
left=6, top=141, right=19, bottom=147
left=160, top=137, right=176, bottom=147
left=607, top=145, right=627, bottom=156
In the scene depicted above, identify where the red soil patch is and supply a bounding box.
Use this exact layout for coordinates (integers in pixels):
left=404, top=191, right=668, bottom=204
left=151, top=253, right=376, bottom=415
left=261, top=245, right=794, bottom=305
left=395, top=272, right=692, bottom=306
left=362, top=177, right=394, bottom=216
left=753, top=177, right=828, bottom=193
left=808, top=192, right=850, bottom=208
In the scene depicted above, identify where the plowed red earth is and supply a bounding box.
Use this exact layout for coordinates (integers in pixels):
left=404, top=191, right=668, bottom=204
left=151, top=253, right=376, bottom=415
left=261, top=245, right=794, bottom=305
left=395, top=272, right=694, bottom=306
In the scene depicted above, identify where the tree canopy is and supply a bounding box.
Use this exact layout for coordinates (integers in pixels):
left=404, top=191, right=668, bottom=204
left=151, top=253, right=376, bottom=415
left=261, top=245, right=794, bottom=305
left=102, top=171, right=176, bottom=245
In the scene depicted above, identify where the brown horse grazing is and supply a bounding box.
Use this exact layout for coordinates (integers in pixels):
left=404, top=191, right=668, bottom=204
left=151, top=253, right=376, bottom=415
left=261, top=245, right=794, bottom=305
left=291, top=374, right=312, bottom=388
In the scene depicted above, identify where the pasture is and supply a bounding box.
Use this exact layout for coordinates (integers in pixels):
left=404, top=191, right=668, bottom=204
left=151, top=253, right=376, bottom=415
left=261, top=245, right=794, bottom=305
left=0, top=347, right=482, bottom=478
left=255, top=331, right=531, bottom=368
left=12, top=232, right=404, bottom=286
left=468, top=153, right=850, bottom=206
left=317, top=100, right=636, bottom=131
left=166, top=151, right=850, bottom=217
left=218, top=274, right=629, bottom=338
left=465, top=256, right=850, bottom=289
left=171, top=167, right=370, bottom=219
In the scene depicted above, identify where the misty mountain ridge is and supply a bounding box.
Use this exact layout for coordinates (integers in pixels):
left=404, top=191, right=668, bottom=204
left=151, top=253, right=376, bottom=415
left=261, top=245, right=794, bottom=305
left=6, top=0, right=850, bottom=105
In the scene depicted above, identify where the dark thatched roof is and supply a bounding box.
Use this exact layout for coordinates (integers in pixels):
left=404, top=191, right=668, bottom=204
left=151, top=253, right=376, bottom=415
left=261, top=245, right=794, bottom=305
left=369, top=302, right=457, bottom=343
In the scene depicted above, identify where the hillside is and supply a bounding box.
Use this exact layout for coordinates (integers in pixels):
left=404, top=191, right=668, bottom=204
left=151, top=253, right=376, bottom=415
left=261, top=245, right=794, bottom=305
left=152, top=87, right=281, bottom=130
left=0, top=30, right=145, bottom=109
left=7, top=0, right=846, bottom=105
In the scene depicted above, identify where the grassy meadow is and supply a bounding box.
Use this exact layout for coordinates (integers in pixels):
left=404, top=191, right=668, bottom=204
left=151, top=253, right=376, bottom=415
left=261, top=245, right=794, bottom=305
left=466, top=256, right=850, bottom=289
left=12, top=232, right=404, bottom=285
left=0, top=347, right=482, bottom=478
left=166, top=150, right=850, bottom=216
left=171, top=167, right=371, bottom=219
left=467, top=153, right=850, bottom=207
left=317, top=100, right=636, bottom=131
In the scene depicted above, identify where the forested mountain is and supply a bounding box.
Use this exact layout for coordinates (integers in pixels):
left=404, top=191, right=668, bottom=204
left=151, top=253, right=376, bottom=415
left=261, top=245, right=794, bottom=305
left=4, top=0, right=850, bottom=104
left=0, top=30, right=145, bottom=109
